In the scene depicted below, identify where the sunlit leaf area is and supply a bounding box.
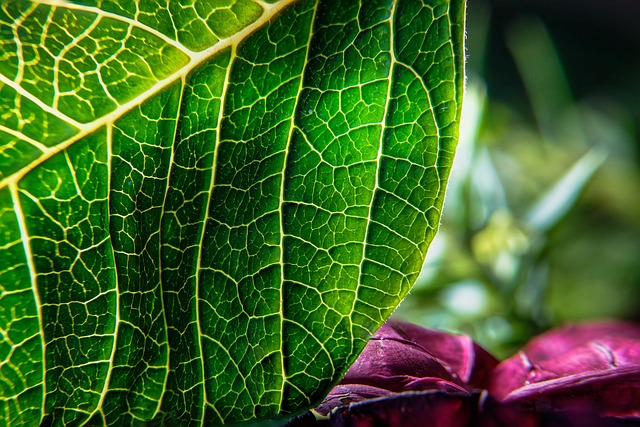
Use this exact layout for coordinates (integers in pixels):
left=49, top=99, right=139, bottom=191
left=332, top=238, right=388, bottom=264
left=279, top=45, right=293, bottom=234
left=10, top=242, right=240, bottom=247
left=0, top=0, right=464, bottom=425
left=394, top=0, right=640, bottom=358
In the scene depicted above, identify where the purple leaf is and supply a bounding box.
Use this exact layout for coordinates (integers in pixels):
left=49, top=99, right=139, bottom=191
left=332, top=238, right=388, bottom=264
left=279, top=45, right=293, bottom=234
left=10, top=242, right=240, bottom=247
left=379, top=320, right=498, bottom=389
left=314, top=320, right=640, bottom=426
left=489, top=321, right=640, bottom=419
left=340, top=326, right=456, bottom=389
left=316, top=320, right=497, bottom=416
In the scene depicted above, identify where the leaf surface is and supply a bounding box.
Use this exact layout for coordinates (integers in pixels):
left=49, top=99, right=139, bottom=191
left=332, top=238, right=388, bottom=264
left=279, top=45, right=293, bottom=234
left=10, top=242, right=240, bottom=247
left=0, top=0, right=465, bottom=425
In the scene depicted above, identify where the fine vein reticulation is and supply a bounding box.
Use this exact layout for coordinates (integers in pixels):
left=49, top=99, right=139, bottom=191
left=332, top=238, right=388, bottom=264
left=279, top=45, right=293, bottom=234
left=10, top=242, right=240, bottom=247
left=0, top=0, right=465, bottom=425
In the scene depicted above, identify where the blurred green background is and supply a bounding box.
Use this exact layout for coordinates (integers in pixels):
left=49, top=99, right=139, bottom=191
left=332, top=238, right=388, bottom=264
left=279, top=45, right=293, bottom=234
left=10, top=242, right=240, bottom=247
left=392, top=0, right=640, bottom=358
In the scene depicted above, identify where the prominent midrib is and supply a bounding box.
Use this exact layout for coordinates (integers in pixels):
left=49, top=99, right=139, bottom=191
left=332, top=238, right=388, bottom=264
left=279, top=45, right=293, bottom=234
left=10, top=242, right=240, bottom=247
left=0, top=0, right=297, bottom=190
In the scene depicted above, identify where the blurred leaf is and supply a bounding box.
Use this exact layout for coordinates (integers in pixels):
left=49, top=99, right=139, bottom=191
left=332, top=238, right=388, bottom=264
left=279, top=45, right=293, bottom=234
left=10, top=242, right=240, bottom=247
left=506, top=17, right=586, bottom=147
left=470, top=148, right=509, bottom=228
left=525, top=148, right=607, bottom=233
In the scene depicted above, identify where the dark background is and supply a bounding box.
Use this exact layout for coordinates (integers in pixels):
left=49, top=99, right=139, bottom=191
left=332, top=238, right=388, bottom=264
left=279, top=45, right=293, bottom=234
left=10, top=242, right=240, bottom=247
left=479, top=0, right=640, bottom=126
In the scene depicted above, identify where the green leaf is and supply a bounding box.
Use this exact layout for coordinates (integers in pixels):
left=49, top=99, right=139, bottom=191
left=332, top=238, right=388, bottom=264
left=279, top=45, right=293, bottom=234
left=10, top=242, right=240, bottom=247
left=0, top=0, right=465, bottom=425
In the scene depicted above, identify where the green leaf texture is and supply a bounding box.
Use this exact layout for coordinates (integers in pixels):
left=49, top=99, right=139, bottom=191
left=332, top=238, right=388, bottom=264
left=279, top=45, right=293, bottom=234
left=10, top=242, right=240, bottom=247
left=0, top=0, right=465, bottom=425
